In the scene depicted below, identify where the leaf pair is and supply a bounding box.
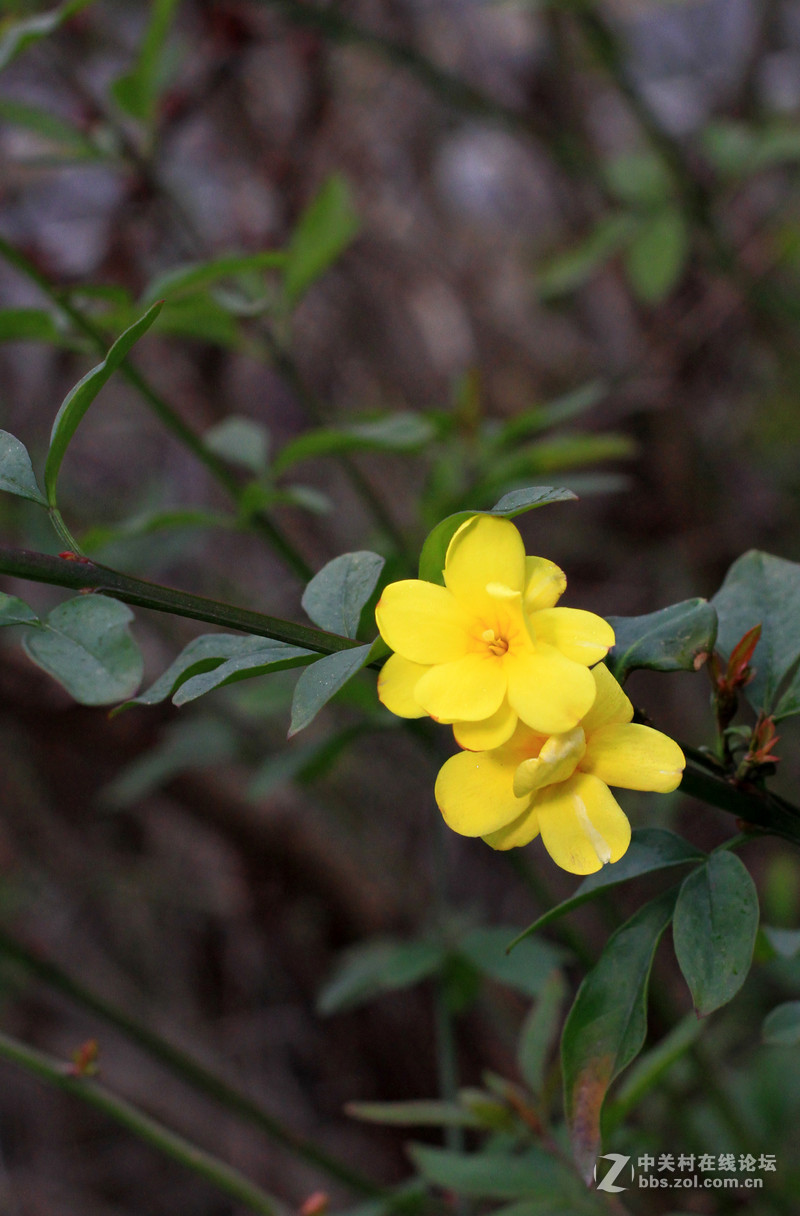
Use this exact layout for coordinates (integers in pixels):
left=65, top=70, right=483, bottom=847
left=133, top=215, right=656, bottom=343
left=561, top=846, right=758, bottom=1180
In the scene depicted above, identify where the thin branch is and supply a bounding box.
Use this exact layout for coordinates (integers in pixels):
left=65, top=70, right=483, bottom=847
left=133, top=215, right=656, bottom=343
left=0, top=235, right=313, bottom=583
left=0, top=546, right=372, bottom=658
left=0, top=1029, right=281, bottom=1216
left=0, top=929, right=383, bottom=1196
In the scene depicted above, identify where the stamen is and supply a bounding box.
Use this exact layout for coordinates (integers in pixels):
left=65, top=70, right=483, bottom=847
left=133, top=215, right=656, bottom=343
left=575, top=800, right=612, bottom=866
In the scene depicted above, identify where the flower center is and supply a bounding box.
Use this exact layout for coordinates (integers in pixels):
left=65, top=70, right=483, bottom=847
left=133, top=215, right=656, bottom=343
left=481, top=628, right=509, bottom=657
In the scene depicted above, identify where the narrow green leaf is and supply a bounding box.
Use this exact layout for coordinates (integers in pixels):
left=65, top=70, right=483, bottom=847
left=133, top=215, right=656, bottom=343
left=605, top=598, right=717, bottom=684
left=0, top=431, right=47, bottom=505
left=0, top=0, right=95, bottom=73
left=124, top=634, right=273, bottom=708
left=44, top=302, right=163, bottom=507
left=346, top=1100, right=482, bottom=1129
left=111, top=0, right=180, bottom=123
left=0, top=308, right=64, bottom=344
left=288, top=643, right=373, bottom=736
left=156, top=296, right=239, bottom=347
left=537, top=214, right=637, bottom=301
left=604, top=151, right=673, bottom=207
left=456, top=927, right=566, bottom=999
left=624, top=207, right=689, bottom=304
left=510, top=829, right=704, bottom=946
left=0, top=593, right=39, bottom=626
left=763, top=1001, right=800, bottom=1046
left=82, top=507, right=235, bottom=552
left=247, top=728, right=364, bottom=799
left=284, top=174, right=360, bottom=305
left=517, top=970, right=568, bottom=1096
left=418, top=486, right=576, bottom=586
left=22, top=595, right=143, bottom=705
left=0, top=99, right=99, bottom=158
left=302, top=551, right=385, bottom=639
left=712, top=550, right=800, bottom=717
left=317, top=939, right=445, bottom=1015
left=142, top=251, right=286, bottom=305
left=407, top=1145, right=574, bottom=1202
left=604, top=1013, right=703, bottom=1132
left=204, top=417, right=270, bottom=474
left=174, top=642, right=315, bottom=706
left=562, top=888, right=677, bottom=1182
left=272, top=412, right=435, bottom=474
left=673, top=850, right=759, bottom=1017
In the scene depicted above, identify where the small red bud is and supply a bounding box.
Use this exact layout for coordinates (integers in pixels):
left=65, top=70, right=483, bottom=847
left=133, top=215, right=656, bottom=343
left=68, top=1038, right=99, bottom=1078
left=299, top=1193, right=329, bottom=1216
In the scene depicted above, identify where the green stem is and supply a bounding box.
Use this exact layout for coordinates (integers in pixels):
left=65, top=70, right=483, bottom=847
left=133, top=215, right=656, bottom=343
left=0, top=545, right=376, bottom=659
left=0, top=928, right=382, bottom=1196
left=680, top=748, right=800, bottom=846
left=0, top=1029, right=281, bottom=1215
left=0, top=235, right=312, bottom=583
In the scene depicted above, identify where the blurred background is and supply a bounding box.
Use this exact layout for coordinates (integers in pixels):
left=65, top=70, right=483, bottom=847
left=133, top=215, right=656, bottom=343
left=3, top=0, right=800, bottom=1212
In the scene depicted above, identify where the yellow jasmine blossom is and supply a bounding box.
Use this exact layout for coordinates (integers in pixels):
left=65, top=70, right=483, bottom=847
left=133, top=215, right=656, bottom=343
left=434, top=663, right=685, bottom=874
left=375, top=514, right=614, bottom=745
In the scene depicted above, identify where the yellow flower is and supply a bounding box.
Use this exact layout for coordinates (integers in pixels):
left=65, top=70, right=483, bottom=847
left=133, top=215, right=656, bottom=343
left=375, top=514, right=614, bottom=745
left=434, top=663, right=685, bottom=874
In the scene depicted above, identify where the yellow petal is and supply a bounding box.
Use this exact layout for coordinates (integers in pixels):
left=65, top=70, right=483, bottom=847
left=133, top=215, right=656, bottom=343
left=532, top=607, right=614, bottom=666
left=377, top=654, right=429, bottom=718
left=506, top=648, right=596, bottom=735
left=376, top=580, right=470, bottom=664
left=523, top=557, right=567, bottom=612
left=483, top=804, right=541, bottom=850
left=435, top=748, right=528, bottom=836
left=536, top=773, right=631, bottom=875
left=444, top=515, right=526, bottom=605
left=513, top=726, right=586, bottom=796
left=415, top=653, right=506, bottom=722
left=582, top=723, right=685, bottom=792
left=453, top=701, right=519, bottom=750
left=580, top=662, right=633, bottom=732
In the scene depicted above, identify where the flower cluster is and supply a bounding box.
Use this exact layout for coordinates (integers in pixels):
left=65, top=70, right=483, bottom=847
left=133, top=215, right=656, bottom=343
left=375, top=515, right=685, bottom=874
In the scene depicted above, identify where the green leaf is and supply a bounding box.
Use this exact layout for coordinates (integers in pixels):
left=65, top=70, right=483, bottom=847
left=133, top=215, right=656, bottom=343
left=272, top=412, right=435, bottom=474
left=763, top=1001, right=800, bottom=1046
left=247, top=727, right=365, bottom=798
left=346, top=1100, right=482, bottom=1129
left=44, top=302, right=163, bottom=507
left=605, top=598, right=717, bottom=684
left=517, top=970, right=568, bottom=1096
left=0, top=593, right=39, bottom=626
left=0, top=0, right=94, bottom=73
left=407, top=1145, right=577, bottom=1203
left=124, top=634, right=276, bottom=708
left=510, top=829, right=705, bottom=945
left=624, top=207, right=689, bottom=304
left=0, top=308, right=65, bottom=344
left=604, top=151, right=673, bottom=208
left=111, top=0, right=180, bottom=124
left=288, top=643, right=373, bottom=736
left=82, top=507, right=234, bottom=552
left=537, top=214, right=636, bottom=301
left=0, top=431, right=47, bottom=505
left=561, top=888, right=677, bottom=1182
left=712, top=550, right=800, bottom=718
left=284, top=174, right=360, bottom=305
left=142, top=250, right=286, bottom=305
left=0, top=99, right=100, bottom=159
left=456, top=927, right=566, bottom=999
left=204, top=417, right=270, bottom=474
left=302, top=551, right=385, bottom=639
left=703, top=120, right=800, bottom=177
left=418, top=486, right=577, bottom=586
left=22, top=595, right=143, bottom=706
left=174, top=642, right=316, bottom=706
left=762, top=926, right=800, bottom=958
left=492, top=380, right=609, bottom=449
left=673, top=850, right=759, bottom=1017
left=604, top=1013, right=703, bottom=1132
left=156, top=296, right=239, bottom=347
left=317, top=939, right=445, bottom=1015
